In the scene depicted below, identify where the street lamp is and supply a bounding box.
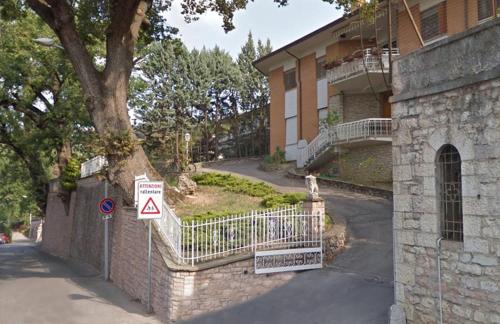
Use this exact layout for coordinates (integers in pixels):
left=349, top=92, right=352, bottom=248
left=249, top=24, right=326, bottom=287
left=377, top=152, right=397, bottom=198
left=33, top=37, right=64, bottom=50
left=184, top=132, right=191, bottom=165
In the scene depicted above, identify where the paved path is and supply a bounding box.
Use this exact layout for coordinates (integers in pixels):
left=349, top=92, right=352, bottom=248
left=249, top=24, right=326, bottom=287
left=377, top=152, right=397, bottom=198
left=0, top=232, right=160, bottom=324
left=182, top=159, right=394, bottom=324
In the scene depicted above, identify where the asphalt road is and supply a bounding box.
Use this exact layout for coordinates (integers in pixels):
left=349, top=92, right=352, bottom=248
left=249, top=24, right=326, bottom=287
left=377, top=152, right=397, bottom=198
left=0, top=233, right=160, bottom=324
left=181, top=159, right=394, bottom=324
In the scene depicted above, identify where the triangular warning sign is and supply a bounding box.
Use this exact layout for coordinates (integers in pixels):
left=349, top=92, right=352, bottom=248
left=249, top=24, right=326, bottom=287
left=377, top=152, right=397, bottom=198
left=141, top=197, right=161, bottom=215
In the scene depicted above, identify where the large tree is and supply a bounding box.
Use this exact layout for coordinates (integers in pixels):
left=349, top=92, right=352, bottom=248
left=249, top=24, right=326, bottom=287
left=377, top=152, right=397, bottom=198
left=3, top=0, right=354, bottom=203
left=0, top=11, right=92, bottom=212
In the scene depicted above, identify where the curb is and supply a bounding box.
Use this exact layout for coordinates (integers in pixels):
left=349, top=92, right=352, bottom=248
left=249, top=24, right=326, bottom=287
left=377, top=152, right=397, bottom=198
left=287, top=170, right=393, bottom=200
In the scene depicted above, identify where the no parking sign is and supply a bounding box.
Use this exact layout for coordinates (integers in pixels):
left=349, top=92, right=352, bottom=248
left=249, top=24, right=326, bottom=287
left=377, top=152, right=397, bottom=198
left=99, top=198, right=115, bottom=217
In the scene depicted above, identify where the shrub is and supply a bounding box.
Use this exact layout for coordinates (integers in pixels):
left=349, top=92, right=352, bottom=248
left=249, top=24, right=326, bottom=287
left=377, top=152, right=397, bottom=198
left=61, top=158, right=81, bottom=191
left=0, top=223, right=12, bottom=241
left=191, top=173, right=276, bottom=197
left=263, top=146, right=286, bottom=165
left=261, top=192, right=307, bottom=208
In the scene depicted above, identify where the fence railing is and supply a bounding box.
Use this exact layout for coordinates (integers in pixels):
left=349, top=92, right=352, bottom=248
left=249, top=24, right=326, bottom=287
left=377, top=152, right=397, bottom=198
left=80, top=155, right=108, bottom=178
left=327, top=48, right=400, bottom=84
left=134, top=176, right=321, bottom=265
left=297, top=118, right=392, bottom=168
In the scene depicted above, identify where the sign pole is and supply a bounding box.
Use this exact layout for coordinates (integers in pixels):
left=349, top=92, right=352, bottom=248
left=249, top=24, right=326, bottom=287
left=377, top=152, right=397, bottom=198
left=104, top=180, right=109, bottom=281
left=147, top=219, right=152, bottom=313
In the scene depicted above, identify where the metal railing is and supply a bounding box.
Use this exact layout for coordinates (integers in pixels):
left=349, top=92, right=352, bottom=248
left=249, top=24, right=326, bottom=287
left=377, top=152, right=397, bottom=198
left=134, top=175, right=321, bottom=266
left=327, top=48, right=400, bottom=84
left=297, top=118, right=392, bottom=168
left=80, top=155, right=108, bottom=178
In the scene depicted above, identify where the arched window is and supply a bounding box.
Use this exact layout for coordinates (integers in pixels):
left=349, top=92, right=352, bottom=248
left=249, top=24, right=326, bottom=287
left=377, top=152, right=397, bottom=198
left=437, top=145, right=463, bottom=241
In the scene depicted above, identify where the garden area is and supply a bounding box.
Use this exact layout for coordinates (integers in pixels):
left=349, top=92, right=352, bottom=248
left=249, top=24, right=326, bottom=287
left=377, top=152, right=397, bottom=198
left=175, top=172, right=307, bottom=222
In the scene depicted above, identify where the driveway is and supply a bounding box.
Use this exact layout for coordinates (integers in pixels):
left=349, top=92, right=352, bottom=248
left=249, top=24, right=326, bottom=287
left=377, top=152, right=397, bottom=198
left=0, top=233, right=161, bottom=324
left=182, top=159, right=394, bottom=324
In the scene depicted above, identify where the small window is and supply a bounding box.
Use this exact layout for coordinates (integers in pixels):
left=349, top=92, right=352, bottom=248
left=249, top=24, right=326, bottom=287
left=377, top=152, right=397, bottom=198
left=284, top=69, right=297, bottom=91
left=421, top=4, right=446, bottom=42
left=316, top=57, right=326, bottom=80
left=478, top=0, right=494, bottom=21
left=437, top=145, right=463, bottom=242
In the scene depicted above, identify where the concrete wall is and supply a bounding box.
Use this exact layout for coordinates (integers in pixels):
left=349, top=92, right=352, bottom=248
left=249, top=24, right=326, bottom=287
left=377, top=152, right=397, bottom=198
left=391, top=19, right=500, bottom=324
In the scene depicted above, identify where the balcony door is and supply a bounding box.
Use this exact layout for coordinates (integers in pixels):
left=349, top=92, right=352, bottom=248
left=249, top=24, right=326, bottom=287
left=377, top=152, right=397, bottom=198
left=381, top=92, right=392, bottom=118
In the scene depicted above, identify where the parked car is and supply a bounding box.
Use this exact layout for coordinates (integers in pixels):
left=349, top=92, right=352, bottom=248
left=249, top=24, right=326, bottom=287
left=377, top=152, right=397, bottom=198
left=0, top=232, right=10, bottom=244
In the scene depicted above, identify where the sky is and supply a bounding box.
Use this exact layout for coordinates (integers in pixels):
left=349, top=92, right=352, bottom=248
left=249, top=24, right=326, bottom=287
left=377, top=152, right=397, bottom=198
left=164, top=0, right=344, bottom=58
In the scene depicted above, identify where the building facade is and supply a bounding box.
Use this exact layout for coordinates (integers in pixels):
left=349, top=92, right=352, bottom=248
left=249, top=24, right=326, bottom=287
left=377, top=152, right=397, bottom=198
left=391, top=18, right=500, bottom=323
left=254, top=0, right=499, bottom=187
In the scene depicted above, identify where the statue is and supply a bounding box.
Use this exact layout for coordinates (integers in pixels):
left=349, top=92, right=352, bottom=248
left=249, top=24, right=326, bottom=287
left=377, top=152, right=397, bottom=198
left=305, top=175, right=320, bottom=200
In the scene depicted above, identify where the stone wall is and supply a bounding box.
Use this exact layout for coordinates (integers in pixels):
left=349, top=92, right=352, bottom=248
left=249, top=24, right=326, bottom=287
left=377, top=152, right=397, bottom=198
left=391, top=19, right=500, bottom=324
left=342, top=93, right=381, bottom=122
left=41, top=181, right=75, bottom=258
left=168, top=259, right=295, bottom=320
left=42, top=176, right=300, bottom=323
left=338, top=143, right=392, bottom=185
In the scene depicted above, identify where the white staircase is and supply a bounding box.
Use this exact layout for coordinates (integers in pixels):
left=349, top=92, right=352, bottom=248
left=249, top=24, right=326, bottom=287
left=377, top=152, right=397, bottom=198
left=297, top=118, right=392, bottom=168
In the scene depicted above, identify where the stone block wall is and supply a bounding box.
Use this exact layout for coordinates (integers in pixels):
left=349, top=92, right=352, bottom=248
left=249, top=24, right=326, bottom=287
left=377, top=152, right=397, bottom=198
left=42, top=176, right=299, bottom=323
left=342, top=93, right=381, bottom=122
left=338, top=143, right=393, bottom=185
left=391, top=19, right=500, bottom=324
left=41, top=181, right=75, bottom=258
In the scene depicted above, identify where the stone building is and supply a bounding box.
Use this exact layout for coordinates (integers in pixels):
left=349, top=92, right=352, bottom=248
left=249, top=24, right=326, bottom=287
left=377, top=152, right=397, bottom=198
left=391, top=19, right=500, bottom=323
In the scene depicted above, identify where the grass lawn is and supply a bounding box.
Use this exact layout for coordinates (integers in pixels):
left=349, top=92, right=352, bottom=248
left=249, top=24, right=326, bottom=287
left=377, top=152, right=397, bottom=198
left=175, top=185, right=263, bottom=218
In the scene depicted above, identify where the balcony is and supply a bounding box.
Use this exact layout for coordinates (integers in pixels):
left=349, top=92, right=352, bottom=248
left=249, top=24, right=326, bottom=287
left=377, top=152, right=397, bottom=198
left=297, top=118, right=392, bottom=168
left=326, top=48, right=400, bottom=93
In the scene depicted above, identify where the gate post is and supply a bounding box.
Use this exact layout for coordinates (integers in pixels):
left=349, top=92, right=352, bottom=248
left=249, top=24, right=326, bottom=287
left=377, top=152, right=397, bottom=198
left=303, top=175, right=325, bottom=237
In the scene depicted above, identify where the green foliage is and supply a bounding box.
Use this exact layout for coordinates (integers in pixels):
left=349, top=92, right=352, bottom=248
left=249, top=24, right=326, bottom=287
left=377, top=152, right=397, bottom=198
left=261, top=192, right=307, bottom=208
left=102, top=130, right=139, bottom=161
left=322, top=111, right=341, bottom=128
left=61, top=158, right=81, bottom=191
left=264, top=146, right=286, bottom=165
left=191, top=172, right=276, bottom=197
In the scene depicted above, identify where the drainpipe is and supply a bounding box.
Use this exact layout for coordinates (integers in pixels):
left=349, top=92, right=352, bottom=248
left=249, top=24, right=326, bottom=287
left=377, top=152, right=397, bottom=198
left=286, top=50, right=303, bottom=140
left=402, top=0, right=425, bottom=47
left=436, top=237, right=444, bottom=324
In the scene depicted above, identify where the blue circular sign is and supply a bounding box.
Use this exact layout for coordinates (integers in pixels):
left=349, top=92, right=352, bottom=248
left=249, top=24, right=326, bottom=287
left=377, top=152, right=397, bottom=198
left=99, top=198, right=115, bottom=215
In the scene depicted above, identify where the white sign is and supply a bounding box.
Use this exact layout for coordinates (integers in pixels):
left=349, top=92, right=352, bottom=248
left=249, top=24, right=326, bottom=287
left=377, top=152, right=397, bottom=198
left=134, top=174, right=148, bottom=207
left=137, top=181, right=164, bottom=220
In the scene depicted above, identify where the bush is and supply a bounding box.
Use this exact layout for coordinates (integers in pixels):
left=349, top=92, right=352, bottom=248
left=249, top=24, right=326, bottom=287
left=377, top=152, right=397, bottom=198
left=191, top=173, right=276, bottom=197
left=261, top=192, right=307, bottom=208
left=61, top=158, right=81, bottom=191
left=263, top=146, right=286, bottom=165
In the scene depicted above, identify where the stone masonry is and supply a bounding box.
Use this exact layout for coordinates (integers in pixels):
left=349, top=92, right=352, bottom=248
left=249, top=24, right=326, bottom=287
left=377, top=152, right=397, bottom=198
left=43, top=176, right=300, bottom=323
left=391, top=19, right=500, bottom=323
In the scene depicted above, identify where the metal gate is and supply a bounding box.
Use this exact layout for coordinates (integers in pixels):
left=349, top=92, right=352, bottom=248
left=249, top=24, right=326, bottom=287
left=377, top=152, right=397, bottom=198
left=254, top=211, right=323, bottom=274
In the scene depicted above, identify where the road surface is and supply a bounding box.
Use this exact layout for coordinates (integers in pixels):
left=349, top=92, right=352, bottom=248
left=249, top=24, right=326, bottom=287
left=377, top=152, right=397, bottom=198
left=0, top=232, right=160, bottom=324
left=180, top=159, right=394, bottom=324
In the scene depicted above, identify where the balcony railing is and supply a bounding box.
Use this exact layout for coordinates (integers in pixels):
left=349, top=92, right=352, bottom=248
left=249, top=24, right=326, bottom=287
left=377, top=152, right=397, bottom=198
left=327, top=48, right=400, bottom=84
left=297, top=118, right=392, bottom=168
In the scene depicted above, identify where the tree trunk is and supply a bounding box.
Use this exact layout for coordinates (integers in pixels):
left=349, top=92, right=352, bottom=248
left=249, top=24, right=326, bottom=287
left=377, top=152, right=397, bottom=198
left=26, top=1, right=182, bottom=205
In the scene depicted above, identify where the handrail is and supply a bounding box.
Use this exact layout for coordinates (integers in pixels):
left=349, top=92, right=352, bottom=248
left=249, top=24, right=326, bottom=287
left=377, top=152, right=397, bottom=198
left=297, top=118, right=392, bottom=168
left=327, top=48, right=400, bottom=84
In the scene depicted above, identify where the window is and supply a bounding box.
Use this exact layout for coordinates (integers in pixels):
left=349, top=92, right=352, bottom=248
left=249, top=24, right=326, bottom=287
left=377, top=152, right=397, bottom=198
left=421, top=4, right=446, bottom=42
left=437, top=145, right=463, bottom=241
left=478, top=0, right=494, bottom=21
left=284, top=69, right=297, bottom=91
left=316, top=57, right=326, bottom=80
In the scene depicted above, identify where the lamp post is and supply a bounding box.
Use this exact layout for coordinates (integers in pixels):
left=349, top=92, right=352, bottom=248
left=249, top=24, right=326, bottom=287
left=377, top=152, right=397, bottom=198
left=184, top=132, right=191, bottom=165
